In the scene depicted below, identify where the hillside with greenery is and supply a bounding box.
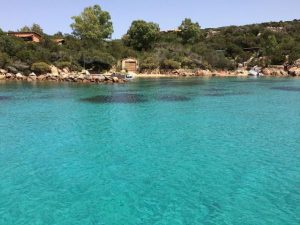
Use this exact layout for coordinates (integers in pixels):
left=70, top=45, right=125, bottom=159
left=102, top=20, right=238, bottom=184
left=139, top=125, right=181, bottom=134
left=0, top=4, right=300, bottom=74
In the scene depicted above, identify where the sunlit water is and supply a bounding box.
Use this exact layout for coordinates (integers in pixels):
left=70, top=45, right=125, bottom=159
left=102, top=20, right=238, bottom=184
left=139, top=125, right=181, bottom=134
left=0, top=78, right=299, bottom=225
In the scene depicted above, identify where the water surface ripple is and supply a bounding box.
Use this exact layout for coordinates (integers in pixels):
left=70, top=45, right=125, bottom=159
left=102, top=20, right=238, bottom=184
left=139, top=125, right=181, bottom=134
left=0, top=78, right=300, bottom=225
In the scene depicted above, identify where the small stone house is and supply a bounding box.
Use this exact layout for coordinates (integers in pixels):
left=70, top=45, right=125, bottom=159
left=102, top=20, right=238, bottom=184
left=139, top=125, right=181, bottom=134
left=8, top=32, right=42, bottom=43
left=121, top=58, right=139, bottom=72
left=53, top=38, right=65, bottom=45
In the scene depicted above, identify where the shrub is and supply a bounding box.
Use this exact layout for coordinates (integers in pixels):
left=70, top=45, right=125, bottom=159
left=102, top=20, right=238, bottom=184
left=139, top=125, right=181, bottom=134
left=203, top=51, right=236, bottom=70
left=31, top=62, right=51, bottom=74
left=139, top=57, right=159, bottom=71
left=55, top=61, right=72, bottom=69
left=181, top=57, right=197, bottom=69
left=80, top=52, right=115, bottom=72
left=0, top=52, right=11, bottom=68
left=56, top=61, right=83, bottom=72
left=160, top=59, right=181, bottom=70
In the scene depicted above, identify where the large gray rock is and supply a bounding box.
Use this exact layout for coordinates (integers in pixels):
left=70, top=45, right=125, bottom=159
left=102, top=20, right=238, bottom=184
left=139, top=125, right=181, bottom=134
left=81, top=70, right=90, bottom=75
left=50, top=65, right=59, bottom=75
left=62, top=67, right=70, bottom=74
left=0, top=69, right=7, bottom=74
left=78, top=74, right=86, bottom=80
left=262, top=67, right=288, bottom=76
left=5, top=73, right=13, bottom=78
left=98, top=75, right=105, bottom=81
left=16, top=73, right=23, bottom=79
left=288, top=67, right=300, bottom=76
left=7, top=66, right=18, bottom=74
left=37, top=75, right=46, bottom=80
left=112, top=77, right=119, bottom=82
left=195, top=69, right=212, bottom=76
left=27, top=74, right=37, bottom=81
left=294, top=59, right=300, bottom=67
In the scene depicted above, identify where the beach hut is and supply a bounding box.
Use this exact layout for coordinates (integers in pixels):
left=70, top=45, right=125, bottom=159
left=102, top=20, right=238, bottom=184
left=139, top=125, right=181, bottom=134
left=121, top=58, right=139, bottom=72
left=8, top=32, right=42, bottom=43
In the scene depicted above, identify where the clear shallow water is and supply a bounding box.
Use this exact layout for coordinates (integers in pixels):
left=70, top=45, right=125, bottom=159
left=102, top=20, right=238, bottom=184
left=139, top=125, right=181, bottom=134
left=0, top=78, right=299, bottom=225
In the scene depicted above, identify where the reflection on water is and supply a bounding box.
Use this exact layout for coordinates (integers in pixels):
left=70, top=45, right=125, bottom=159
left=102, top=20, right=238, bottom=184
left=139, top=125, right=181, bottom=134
left=0, top=77, right=300, bottom=225
left=156, top=95, right=191, bottom=102
left=81, top=94, right=147, bottom=104
left=204, top=91, right=250, bottom=97
left=271, top=86, right=300, bottom=92
left=0, top=96, right=12, bottom=101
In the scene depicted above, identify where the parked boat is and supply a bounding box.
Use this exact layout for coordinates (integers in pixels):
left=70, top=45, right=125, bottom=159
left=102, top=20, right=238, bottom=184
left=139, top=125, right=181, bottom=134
left=248, top=66, right=264, bottom=77
left=125, top=73, right=134, bottom=80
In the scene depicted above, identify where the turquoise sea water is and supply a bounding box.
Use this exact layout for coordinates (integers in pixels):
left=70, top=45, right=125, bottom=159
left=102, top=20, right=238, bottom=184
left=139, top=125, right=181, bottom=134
left=0, top=78, right=299, bottom=225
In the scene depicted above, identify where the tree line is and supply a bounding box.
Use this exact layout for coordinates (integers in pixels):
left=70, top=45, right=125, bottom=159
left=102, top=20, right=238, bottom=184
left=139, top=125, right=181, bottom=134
left=0, top=4, right=300, bottom=74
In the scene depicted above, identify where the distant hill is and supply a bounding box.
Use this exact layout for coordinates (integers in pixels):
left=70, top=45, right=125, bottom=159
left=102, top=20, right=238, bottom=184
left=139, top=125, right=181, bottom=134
left=1, top=19, right=300, bottom=74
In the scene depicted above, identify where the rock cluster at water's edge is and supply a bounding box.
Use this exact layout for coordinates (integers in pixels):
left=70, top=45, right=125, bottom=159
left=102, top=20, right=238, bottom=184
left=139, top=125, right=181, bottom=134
left=0, top=69, right=126, bottom=84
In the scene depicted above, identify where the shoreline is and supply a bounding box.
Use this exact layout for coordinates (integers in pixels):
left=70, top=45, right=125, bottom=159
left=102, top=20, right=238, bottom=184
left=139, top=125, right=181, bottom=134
left=0, top=73, right=299, bottom=85
left=0, top=73, right=127, bottom=84
left=1, top=66, right=300, bottom=84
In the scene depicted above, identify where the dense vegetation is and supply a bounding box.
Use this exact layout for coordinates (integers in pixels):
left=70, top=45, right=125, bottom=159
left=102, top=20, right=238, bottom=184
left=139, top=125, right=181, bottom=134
left=0, top=4, right=300, bottom=74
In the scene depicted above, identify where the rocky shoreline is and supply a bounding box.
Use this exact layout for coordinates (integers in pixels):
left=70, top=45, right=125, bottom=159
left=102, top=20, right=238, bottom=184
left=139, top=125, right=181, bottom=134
left=1, top=64, right=300, bottom=84
left=139, top=64, right=300, bottom=77
left=0, top=69, right=126, bottom=84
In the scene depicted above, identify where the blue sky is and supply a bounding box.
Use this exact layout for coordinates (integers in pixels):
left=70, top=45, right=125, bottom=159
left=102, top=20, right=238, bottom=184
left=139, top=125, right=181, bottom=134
left=0, top=0, right=299, bottom=38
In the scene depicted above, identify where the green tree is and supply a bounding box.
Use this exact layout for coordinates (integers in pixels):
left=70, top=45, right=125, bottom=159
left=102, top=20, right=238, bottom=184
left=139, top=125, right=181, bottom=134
left=31, top=23, right=44, bottom=34
left=19, top=26, right=31, bottom=32
left=123, top=20, right=160, bottom=51
left=178, top=18, right=202, bottom=44
left=19, top=24, right=44, bottom=34
left=265, top=35, right=278, bottom=55
left=71, top=5, right=113, bottom=41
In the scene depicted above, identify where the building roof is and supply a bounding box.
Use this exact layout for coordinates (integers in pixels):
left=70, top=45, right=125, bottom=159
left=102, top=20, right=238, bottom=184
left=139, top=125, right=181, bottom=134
left=122, top=58, right=138, bottom=62
left=161, top=29, right=181, bottom=33
left=8, top=31, right=42, bottom=38
left=53, top=38, right=65, bottom=43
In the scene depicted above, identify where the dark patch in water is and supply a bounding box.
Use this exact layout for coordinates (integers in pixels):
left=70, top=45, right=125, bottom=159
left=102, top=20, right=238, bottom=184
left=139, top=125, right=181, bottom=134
left=157, top=95, right=191, bottom=102
left=114, top=89, right=140, bottom=94
left=204, top=88, right=227, bottom=92
left=0, top=96, right=12, bottom=101
left=204, top=91, right=250, bottom=97
left=81, top=94, right=147, bottom=104
left=35, top=94, right=74, bottom=100
left=152, top=80, right=205, bottom=88
left=232, top=79, right=290, bottom=84
left=271, top=86, right=300, bottom=92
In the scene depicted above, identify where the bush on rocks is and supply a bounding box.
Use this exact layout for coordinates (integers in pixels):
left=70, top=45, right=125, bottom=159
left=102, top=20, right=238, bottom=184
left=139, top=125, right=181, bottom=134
left=139, top=57, right=159, bottom=71
left=31, top=62, right=51, bottom=75
left=160, top=59, right=181, bottom=70
left=55, top=61, right=72, bottom=69
left=0, top=52, right=11, bottom=68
